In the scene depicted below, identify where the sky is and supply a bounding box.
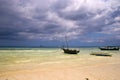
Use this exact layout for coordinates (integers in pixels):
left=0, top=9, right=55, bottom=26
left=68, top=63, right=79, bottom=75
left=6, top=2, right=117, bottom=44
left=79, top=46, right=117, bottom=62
left=0, top=0, right=120, bottom=47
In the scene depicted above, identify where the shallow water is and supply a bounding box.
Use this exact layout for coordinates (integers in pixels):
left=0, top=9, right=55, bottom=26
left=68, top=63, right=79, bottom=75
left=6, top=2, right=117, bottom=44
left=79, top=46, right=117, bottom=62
left=0, top=47, right=120, bottom=72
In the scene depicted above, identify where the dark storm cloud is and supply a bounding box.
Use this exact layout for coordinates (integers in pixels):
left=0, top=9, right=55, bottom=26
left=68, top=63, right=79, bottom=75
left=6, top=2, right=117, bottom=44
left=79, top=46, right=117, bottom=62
left=0, top=0, right=120, bottom=43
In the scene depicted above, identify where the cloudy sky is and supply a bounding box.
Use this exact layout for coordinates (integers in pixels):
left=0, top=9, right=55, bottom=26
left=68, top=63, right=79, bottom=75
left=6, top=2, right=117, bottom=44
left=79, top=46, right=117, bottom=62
left=0, top=0, right=120, bottom=47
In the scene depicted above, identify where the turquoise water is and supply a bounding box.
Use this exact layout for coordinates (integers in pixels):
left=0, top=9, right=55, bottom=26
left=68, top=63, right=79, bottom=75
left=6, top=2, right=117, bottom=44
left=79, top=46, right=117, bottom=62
left=0, top=48, right=119, bottom=72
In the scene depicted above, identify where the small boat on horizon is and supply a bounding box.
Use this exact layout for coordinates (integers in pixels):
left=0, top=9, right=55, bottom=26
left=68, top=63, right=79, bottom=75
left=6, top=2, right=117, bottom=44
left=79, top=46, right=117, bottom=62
left=99, top=46, right=119, bottom=50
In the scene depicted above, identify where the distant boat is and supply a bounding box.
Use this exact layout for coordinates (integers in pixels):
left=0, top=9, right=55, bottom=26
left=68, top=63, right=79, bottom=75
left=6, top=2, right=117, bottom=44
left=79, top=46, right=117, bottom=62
left=62, top=36, right=79, bottom=54
left=99, top=46, right=119, bottom=50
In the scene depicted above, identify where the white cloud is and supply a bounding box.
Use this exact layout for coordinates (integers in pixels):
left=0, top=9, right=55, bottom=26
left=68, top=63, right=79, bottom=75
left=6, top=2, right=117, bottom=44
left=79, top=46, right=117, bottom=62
left=101, top=22, right=120, bottom=35
left=114, top=16, right=120, bottom=21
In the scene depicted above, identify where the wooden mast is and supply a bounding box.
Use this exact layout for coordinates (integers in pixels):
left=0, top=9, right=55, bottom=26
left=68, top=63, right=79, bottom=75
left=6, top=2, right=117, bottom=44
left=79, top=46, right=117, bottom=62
left=65, top=36, right=69, bottom=49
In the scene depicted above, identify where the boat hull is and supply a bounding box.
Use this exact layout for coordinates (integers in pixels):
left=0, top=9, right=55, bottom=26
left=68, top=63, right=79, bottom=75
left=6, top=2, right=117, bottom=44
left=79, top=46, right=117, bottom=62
left=99, top=47, right=119, bottom=50
left=90, top=52, right=112, bottom=57
left=62, top=48, right=79, bottom=54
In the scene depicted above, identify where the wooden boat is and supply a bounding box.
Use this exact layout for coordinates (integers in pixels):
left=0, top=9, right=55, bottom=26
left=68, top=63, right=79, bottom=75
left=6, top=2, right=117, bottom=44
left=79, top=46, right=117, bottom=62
left=62, top=48, right=79, bottom=54
left=99, top=46, right=119, bottom=50
left=90, top=52, right=112, bottom=57
left=62, top=36, right=79, bottom=54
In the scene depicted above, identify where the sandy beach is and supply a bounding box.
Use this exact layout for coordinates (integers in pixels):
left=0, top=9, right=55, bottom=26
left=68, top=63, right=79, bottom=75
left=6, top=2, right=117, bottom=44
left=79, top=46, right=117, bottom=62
left=0, top=56, right=120, bottom=80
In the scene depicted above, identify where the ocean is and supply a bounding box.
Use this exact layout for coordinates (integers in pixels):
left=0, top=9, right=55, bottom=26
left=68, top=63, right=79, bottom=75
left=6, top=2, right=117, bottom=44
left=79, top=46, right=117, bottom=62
left=0, top=47, right=120, bottom=73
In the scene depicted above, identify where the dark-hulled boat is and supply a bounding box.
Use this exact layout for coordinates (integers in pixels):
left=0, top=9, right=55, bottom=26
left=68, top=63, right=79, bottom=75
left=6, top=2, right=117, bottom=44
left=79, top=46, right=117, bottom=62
left=99, top=46, right=119, bottom=50
left=62, top=48, right=79, bottom=54
left=62, top=36, right=80, bottom=54
left=90, top=52, right=112, bottom=57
